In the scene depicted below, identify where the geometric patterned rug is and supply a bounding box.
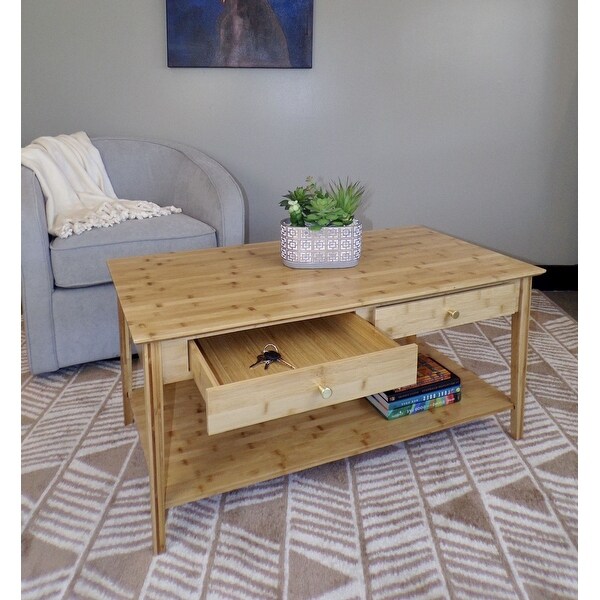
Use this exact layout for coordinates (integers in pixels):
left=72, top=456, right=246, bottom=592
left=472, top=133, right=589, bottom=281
left=21, top=291, right=578, bottom=599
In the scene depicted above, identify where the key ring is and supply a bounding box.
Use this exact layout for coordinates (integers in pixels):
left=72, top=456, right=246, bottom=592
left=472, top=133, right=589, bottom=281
left=264, top=344, right=296, bottom=369
left=248, top=343, right=296, bottom=370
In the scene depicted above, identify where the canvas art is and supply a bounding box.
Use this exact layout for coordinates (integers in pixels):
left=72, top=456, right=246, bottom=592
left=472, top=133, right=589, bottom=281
left=166, top=0, right=313, bottom=68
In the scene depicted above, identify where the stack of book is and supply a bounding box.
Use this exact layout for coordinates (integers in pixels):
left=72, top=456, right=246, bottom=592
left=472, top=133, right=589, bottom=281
left=367, top=353, right=461, bottom=420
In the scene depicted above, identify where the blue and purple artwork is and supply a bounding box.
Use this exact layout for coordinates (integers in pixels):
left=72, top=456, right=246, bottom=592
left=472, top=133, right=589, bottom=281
left=166, top=0, right=313, bottom=68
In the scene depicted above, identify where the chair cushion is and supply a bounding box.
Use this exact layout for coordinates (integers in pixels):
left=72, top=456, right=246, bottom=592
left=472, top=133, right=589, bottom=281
left=50, top=213, right=217, bottom=288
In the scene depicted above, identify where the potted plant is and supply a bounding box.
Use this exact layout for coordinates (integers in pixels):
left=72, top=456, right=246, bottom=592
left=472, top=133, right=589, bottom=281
left=279, top=177, right=365, bottom=269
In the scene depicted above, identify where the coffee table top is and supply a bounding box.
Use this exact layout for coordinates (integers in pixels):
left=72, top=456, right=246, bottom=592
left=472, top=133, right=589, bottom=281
left=108, top=225, right=545, bottom=344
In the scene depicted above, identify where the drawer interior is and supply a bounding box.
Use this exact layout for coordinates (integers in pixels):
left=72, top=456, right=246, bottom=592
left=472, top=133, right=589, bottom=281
left=195, top=313, right=401, bottom=386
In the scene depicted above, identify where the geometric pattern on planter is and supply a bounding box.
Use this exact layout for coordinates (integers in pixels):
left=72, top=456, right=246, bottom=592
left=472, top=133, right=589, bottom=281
left=280, top=218, right=362, bottom=269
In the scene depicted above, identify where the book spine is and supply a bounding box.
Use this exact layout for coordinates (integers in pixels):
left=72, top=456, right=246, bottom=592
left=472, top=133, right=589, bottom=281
left=381, top=376, right=461, bottom=402
left=383, top=384, right=461, bottom=408
left=367, top=392, right=460, bottom=419
left=366, top=395, right=389, bottom=417
left=386, top=393, right=460, bottom=419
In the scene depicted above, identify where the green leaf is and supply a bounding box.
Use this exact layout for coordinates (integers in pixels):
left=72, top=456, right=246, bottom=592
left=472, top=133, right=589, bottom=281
left=281, top=176, right=365, bottom=229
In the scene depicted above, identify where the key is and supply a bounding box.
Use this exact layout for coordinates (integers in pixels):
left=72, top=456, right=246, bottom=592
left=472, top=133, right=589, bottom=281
left=262, top=350, right=282, bottom=370
left=249, top=350, right=279, bottom=370
left=264, top=350, right=295, bottom=370
left=249, top=352, right=277, bottom=370
left=263, top=344, right=296, bottom=370
left=249, top=353, right=267, bottom=369
left=249, top=344, right=296, bottom=370
left=276, top=357, right=296, bottom=369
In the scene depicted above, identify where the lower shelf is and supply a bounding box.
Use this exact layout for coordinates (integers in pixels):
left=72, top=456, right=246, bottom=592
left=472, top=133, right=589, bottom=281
left=130, top=345, right=513, bottom=509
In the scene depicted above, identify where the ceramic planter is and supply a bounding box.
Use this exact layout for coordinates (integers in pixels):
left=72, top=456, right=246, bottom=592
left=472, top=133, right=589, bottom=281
left=280, top=218, right=362, bottom=269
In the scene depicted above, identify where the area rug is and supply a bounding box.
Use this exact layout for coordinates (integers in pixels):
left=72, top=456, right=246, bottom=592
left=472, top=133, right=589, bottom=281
left=21, top=291, right=578, bottom=599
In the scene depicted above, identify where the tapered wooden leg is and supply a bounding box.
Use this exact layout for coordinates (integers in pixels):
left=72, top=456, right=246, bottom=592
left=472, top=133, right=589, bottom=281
left=143, top=342, right=167, bottom=554
left=510, top=277, right=532, bottom=440
left=118, top=300, right=134, bottom=426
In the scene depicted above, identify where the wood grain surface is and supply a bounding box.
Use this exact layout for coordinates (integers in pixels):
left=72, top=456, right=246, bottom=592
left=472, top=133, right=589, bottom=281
left=130, top=342, right=513, bottom=509
left=190, top=314, right=418, bottom=434
left=108, top=226, right=545, bottom=345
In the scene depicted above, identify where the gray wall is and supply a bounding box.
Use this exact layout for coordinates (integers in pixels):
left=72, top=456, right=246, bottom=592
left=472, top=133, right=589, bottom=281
left=22, top=0, right=577, bottom=264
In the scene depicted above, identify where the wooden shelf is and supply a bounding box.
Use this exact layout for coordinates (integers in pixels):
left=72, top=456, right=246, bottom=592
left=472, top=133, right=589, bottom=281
left=130, top=344, right=513, bottom=509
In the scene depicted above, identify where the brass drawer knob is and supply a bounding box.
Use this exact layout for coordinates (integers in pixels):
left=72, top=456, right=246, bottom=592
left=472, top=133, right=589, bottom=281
left=318, top=385, right=333, bottom=399
left=447, top=309, right=460, bottom=320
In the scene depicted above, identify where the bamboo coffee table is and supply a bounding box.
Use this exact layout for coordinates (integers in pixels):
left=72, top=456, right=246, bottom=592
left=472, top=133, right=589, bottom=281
left=108, top=226, right=545, bottom=554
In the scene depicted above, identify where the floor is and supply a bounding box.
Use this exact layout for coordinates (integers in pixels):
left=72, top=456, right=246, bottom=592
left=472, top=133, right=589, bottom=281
left=541, top=291, right=578, bottom=321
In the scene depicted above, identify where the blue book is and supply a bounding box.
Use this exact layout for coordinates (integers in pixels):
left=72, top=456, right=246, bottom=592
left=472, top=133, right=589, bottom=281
left=367, top=392, right=461, bottom=420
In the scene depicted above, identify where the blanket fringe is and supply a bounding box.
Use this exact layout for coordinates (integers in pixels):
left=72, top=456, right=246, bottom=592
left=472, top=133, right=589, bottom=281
left=57, top=201, right=182, bottom=239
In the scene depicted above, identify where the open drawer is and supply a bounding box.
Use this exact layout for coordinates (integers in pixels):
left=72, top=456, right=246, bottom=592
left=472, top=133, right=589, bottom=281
left=189, top=313, right=418, bottom=435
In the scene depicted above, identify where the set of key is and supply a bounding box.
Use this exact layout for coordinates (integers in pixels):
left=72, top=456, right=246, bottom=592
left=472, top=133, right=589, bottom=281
left=249, top=343, right=296, bottom=370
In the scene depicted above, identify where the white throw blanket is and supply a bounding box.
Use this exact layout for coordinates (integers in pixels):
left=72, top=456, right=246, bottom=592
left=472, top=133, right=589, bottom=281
left=21, top=131, right=181, bottom=238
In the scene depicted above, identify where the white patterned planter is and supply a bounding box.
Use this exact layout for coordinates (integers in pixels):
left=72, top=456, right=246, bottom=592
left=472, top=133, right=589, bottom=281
left=280, top=219, right=362, bottom=269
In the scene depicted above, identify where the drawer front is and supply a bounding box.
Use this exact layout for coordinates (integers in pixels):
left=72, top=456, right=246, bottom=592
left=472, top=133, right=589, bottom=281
left=374, top=282, right=520, bottom=339
left=189, top=335, right=417, bottom=435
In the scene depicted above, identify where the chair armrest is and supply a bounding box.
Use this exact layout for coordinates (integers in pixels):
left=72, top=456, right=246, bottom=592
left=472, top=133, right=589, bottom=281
left=170, top=143, right=246, bottom=247
left=21, top=165, right=59, bottom=373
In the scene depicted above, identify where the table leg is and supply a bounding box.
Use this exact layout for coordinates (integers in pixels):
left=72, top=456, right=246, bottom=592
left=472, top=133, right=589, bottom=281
left=510, top=277, right=533, bottom=440
left=143, top=341, right=167, bottom=554
left=118, top=299, right=134, bottom=426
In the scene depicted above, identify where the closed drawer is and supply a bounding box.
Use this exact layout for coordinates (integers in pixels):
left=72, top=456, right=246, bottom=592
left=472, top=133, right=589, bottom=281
left=189, top=313, right=418, bottom=435
left=374, top=282, right=520, bottom=339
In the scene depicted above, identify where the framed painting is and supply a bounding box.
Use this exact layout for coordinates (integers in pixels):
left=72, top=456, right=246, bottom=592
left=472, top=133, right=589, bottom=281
left=166, top=0, right=313, bottom=68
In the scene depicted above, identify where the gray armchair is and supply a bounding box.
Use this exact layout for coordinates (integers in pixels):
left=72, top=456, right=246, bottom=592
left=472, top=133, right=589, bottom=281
left=21, top=136, right=245, bottom=374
